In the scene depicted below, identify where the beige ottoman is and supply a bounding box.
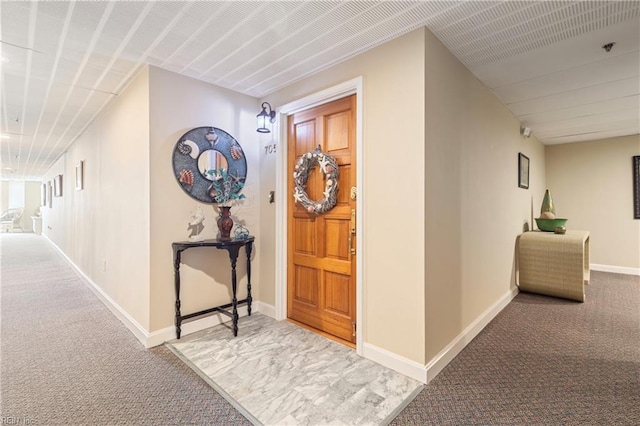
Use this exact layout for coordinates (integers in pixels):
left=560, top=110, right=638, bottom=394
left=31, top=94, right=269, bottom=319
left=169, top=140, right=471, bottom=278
left=517, top=230, right=590, bottom=302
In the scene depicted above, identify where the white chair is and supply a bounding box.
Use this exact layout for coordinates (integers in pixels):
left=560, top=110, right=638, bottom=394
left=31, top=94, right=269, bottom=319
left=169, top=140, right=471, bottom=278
left=0, top=208, right=24, bottom=232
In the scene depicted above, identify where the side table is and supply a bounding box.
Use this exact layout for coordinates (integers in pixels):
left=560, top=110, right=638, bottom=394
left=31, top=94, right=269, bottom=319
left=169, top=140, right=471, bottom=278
left=517, top=230, right=590, bottom=302
left=172, top=236, right=254, bottom=339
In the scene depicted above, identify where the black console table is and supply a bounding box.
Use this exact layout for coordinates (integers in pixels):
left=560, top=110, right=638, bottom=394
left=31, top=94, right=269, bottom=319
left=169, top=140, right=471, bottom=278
left=172, top=236, right=254, bottom=339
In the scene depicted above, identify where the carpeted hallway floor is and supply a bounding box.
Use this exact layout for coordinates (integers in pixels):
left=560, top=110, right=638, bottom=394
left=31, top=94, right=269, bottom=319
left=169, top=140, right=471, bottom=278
left=1, top=233, right=639, bottom=425
left=391, top=267, right=640, bottom=425
left=1, top=234, right=250, bottom=425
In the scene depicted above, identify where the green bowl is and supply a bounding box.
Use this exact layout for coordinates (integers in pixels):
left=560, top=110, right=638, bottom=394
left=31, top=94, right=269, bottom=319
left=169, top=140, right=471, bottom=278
left=535, top=218, right=568, bottom=232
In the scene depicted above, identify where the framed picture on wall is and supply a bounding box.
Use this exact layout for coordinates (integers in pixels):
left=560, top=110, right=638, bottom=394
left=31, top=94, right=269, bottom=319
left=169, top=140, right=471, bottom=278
left=633, top=156, right=640, bottom=219
left=518, top=152, right=529, bottom=189
left=41, top=183, right=47, bottom=206
left=54, top=175, right=63, bottom=197
left=47, top=181, right=52, bottom=208
left=75, top=161, right=84, bottom=190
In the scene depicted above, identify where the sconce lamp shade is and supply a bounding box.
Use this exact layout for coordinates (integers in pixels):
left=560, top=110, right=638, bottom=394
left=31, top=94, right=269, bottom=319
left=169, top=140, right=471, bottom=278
left=257, top=102, right=276, bottom=133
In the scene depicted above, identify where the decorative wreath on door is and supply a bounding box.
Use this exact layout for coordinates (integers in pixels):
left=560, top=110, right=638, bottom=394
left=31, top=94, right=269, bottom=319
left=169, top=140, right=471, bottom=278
left=293, top=146, right=339, bottom=214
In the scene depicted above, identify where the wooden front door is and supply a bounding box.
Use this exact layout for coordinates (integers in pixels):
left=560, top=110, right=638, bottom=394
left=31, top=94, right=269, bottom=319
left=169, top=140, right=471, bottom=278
left=287, top=95, right=357, bottom=344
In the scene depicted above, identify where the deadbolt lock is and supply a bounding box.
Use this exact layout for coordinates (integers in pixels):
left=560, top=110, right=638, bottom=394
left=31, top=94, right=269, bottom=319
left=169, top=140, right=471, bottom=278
left=350, top=186, right=357, bottom=201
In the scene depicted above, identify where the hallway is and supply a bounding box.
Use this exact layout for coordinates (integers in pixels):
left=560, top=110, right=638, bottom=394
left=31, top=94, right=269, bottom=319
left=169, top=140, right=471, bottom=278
left=0, top=234, right=250, bottom=425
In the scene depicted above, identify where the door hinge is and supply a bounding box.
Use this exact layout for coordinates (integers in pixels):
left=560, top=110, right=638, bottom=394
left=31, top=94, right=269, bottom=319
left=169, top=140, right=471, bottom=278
left=352, top=321, right=356, bottom=337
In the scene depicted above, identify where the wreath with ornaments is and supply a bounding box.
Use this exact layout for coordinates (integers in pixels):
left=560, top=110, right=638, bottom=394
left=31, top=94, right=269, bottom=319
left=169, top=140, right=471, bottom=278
left=293, top=146, right=339, bottom=214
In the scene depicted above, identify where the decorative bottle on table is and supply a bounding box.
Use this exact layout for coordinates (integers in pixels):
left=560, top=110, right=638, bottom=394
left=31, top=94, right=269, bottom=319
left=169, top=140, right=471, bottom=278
left=540, top=189, right=555, bottom=217
left=217, top=206, right=233, bottom=240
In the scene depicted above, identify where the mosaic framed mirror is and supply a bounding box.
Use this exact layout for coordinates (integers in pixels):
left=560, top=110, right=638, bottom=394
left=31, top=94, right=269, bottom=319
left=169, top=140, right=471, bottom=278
left=172, top=127, right=247, bottom=204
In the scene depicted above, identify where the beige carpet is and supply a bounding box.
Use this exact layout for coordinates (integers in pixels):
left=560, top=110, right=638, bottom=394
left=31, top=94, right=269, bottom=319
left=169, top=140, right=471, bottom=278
left=3, top=233, right=638, bottom=425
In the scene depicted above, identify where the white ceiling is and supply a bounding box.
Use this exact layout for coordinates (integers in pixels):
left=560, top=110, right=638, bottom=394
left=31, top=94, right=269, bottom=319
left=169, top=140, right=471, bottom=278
left=1, top=1, right=639, bottom=180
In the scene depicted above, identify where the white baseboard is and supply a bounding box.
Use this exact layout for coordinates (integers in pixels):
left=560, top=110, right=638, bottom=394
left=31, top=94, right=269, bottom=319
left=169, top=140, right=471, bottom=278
left=254, top=301, right=276, bottom=319
left=591, top=263, right=640, bottom=276
left=146, top=305, right=252, bottom=347
left=43, top=234, right=525, bottom=381
left=147, top=302, right=275, bottom=347
left=43, top=235, right=151, bottom=346
left=424, top=286, right=519, bottom=383
left=43, top=235, right=273, bottom=348
left=362, top=342, right=427, bottom=384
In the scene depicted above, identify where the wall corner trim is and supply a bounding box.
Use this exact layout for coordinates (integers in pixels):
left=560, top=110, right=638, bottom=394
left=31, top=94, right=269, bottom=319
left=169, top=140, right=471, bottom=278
left=363, top=286, right=518, bottom=385
left=425, top=286, right=519, bottom=383
left=590, top=264, right=640, bottom=276
left=254, top=301, right=276, bottom=319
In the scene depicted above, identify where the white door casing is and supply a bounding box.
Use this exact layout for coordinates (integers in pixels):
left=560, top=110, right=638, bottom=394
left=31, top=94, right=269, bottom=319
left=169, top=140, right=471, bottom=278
left=274, top=77, right=364, bottom=354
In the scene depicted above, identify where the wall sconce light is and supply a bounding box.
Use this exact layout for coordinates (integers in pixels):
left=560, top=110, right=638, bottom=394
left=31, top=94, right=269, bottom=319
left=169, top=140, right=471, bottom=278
left=520, top=125, right=532, bottom=138
left=257, top=102, right=276, bottom=133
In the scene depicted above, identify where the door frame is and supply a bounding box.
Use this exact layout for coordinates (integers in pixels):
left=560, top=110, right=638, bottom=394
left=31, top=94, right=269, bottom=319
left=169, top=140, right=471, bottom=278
left=274, top=77, right=364, bottom=354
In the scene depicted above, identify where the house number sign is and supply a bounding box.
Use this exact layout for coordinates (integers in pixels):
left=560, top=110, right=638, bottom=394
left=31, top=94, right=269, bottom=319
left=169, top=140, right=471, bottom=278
left=264, top=144, right=276, bottom=155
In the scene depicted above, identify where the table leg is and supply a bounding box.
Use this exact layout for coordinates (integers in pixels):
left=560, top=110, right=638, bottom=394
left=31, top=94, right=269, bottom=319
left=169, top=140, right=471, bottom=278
left=227, top=246, right=241, bottom=336
left=245, top=241, right=253, bottom=316
left=173, top=248, right=183, bottom=339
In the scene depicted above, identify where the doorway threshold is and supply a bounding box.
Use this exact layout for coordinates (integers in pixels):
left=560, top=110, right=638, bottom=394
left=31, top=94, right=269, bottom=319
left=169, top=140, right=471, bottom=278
left=287, top=317, right=356, bottom=349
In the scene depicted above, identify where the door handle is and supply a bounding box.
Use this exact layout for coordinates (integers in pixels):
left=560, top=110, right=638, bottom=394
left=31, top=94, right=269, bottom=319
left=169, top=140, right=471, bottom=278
left=348, top=233, right=356, bottom=255
left=348, top=209, right=356, bottom=255
left=350, top=209, right=356, bottom=235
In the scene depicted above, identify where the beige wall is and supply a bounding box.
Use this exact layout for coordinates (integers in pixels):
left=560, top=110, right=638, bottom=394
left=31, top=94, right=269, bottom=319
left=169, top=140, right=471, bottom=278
left=262, top=27, right=546, bottom=366
left=257, top=135, right=277, bottom=307
left=148, top=67, right=261, bottom=332
left=423, top=30, right=546, bottom=361
left=42, top=68, right=151, bottom=330
left=33, top=24, right=548, bottom=372
left=39, top=65, right=262, bottom=336
left=546, top=135, right=640, bottom=269
left=264, top=29, right=427, bottom=362
left=30, top=18, right=634, bottom=380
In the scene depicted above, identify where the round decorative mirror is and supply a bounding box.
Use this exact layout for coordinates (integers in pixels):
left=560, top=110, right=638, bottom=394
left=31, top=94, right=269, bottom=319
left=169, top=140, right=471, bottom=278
left=198, top=150, right=228, bottom=181
left=172, top=127, right=247, bottom=204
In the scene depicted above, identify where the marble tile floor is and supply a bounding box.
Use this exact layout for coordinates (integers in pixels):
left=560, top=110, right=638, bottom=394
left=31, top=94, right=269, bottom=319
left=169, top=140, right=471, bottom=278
left=166, top=314, right=423, bottom=426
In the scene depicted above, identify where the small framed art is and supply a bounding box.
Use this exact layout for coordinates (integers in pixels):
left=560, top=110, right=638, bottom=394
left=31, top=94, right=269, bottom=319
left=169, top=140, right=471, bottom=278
left=75, top=161, right=84, bottom=190
left=518, top=153, right=529, bottom=189
left=47, top=181, right=52, bottom=207
left=41, top=183, right=47, bottom=206
left=54, top=175, right=63, bottom=197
